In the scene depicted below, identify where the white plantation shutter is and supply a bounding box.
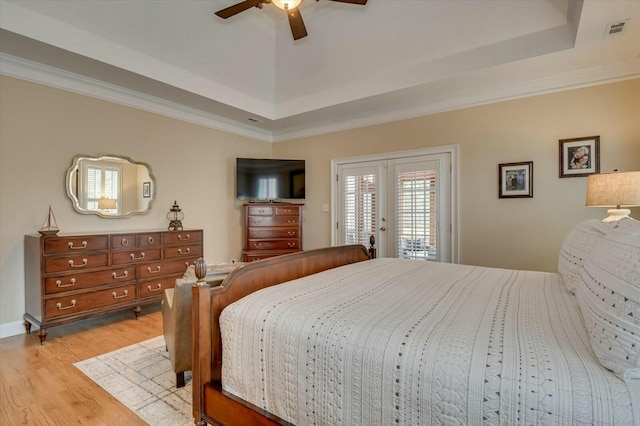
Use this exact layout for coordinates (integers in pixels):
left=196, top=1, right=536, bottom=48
left=84, top=165, right=121, bottom=213
left=343, top=173, right=377, bottom=245
left=395, top=168, right=437, bottom=261
left=338, top=163, right=381, bottom=248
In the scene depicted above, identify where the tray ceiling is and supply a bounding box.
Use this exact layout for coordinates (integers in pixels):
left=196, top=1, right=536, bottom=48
left=1, top=0, right=639, bottom=142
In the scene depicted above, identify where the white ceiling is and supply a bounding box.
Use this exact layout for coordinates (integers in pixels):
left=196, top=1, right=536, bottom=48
left=1, top=0, right=639, bottom=142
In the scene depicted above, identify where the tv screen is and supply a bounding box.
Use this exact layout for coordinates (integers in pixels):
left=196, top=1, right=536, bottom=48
left=236, top=158, right=305, bottom=201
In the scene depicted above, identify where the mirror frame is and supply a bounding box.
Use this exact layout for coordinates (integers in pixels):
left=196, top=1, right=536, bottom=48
left=65, top=154, right=157, bottom=218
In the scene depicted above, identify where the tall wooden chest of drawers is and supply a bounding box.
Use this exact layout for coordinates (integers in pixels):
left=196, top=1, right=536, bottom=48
left=242, top=203, right=303, bottom=262
left=24, top=229, right=203, bottom=343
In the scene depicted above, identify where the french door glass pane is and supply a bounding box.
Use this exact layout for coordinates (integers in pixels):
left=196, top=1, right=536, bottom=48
left=343, top=173, right=377, bottom=246
left=396, top=170, right=437, bottom=261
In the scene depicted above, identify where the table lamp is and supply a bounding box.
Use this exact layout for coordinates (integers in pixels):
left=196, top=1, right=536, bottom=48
left=586, top=171, right=640, bottom=222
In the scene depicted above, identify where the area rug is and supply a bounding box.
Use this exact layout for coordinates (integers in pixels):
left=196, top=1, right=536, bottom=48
left=74, top=336, right=192, bottom=426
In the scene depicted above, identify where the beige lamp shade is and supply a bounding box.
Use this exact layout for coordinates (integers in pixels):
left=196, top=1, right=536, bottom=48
left=586, top=171, right=640, bottom=222
left=98, top=198, right=117, bottom=210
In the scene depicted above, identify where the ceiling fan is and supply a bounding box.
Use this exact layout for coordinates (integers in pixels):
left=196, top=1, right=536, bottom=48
left=214, top=0, right=368, bottom=40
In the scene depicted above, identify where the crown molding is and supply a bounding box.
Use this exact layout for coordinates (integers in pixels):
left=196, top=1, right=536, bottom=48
left=0, top=53, right=273, bottom=142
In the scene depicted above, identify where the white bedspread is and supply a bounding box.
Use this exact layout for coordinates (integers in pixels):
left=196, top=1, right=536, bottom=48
left=220, top=258, right=635, bottom=425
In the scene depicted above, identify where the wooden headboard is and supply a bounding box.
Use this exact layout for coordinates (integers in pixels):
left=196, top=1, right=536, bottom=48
left=191, top=243, right=375, bottom=425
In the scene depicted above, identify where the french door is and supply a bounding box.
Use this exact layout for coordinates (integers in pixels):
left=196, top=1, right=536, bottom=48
left=333, top=147, right=456, bottom=262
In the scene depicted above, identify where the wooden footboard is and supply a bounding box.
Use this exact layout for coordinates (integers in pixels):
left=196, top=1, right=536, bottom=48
left=192, top=243, right=375, bottom=425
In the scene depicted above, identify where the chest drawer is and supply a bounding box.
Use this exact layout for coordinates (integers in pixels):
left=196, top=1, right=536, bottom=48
left=44, top=266, right=136, bottom=294
left=110, top=233, right=162, bottom=250
left=43, top=236, right=109, bottom=254
left=248, top=216, right=299, bottom=227
left=275, top=206, right=300, bottom=216
left=248, top=227, right=299, bottom=239
left=44, top=284, right=136, bottom=318
left=247, top=206, right=275, bottom=216
left=112, top=248, right=161, bottom=265
left=138, top=257, right=195, bottom=280
left=163, top=230, right=203, bottom=245
left=163, top=244, right=203, bottom=259
left=248, top=240, right=300, bottom=250
left=44, top=253, right=109, bottom=274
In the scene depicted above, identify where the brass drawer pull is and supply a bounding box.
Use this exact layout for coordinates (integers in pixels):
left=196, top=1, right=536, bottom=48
left=147, top=265, right=161, bottom=274
left=283, top=209, right=292, bottom=213
left=177, top=248, right=190, bottom=255
left=120, top=238, right=129, bottom=246
left=287, top=220, right=296, bottom=224
left=68, top=241, right=87, bottom=250
left=56, top=299, right=76, bottom=310
left=112, top=271, right=129, bottom=279
left=254, top=242, right=262, bottom=248
left=147, top=236, right=155, bottom=244
left=112, top=289, right=128, bottom=299
left=147, top=283, right=162, bottom=292
left=69, top=258, right=88, bottom=268
left=287, top=231, right=296, bottom=236
left=177, top=234, right=191, bottom=241
left=130, top=252, right=145, bottom=260
left=56, top=278, right=76, bottom=288
left=288, top=242, right=296, bottom=248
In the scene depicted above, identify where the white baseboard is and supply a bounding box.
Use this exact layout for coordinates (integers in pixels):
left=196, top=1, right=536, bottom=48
left=0, top=320, right=38, bottom=339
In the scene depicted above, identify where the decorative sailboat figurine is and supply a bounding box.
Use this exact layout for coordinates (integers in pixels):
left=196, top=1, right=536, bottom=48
left=39, top=205, right=60, bottom=236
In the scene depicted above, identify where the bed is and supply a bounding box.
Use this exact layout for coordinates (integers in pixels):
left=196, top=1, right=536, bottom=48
left=191, top=220, right=639, bottom=425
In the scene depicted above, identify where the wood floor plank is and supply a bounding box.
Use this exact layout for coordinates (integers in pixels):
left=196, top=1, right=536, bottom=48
left=1, top=305, right=163, bottom=425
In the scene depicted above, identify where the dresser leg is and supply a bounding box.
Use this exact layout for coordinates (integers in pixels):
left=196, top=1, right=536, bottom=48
left=24, top=320, right=32, bottom=334
left=38, top=328, right=48, bottom=345
left=133, top=306, right=141, bottom=319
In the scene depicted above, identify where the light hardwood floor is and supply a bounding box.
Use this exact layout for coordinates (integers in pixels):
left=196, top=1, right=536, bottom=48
left=1, top=305, right=164, bottom=425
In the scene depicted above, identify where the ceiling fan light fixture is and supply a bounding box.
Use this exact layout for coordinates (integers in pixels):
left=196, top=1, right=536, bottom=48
left=272, top=0, right=303, bottom=10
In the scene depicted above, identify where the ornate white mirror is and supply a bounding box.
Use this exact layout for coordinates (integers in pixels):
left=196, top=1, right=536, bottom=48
left=65, top=154, right=156, bottom=218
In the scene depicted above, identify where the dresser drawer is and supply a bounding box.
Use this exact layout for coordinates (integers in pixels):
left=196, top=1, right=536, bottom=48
left=44, top=253, right=109, bottom=274
left=163, top=230, right=203, bottom=246
left=138, top=258, right=195, bottom=280
left=139, top=275, right=179, bottom=299
left=44, top=284, right=136, bottom=319
left=248, top=240, right=300, bottom=250
left=43, top=236, right=109, bottom=254
left=248, top=227, right=299, bottom=239
left=163, top=244, right=203, bottom=259
left=112, top=248, right=161, bottom=265
left=44, top=266, right=136, bottom=294
left=247, top=205, right=275, bottom=216
left=248, top=216, right=299, bottom=227
left=275, top=206, right=300, bottom=216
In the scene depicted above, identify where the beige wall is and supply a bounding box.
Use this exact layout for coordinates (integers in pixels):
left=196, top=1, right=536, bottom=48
left=0, top=75, right=271, bottom=330
left=1, top=75, right=639, bottom=335
left=274, top=78, right=640, bottom=272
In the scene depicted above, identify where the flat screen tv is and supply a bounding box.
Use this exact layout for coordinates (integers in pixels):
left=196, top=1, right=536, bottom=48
left=236, top=158, right=305, bottom=201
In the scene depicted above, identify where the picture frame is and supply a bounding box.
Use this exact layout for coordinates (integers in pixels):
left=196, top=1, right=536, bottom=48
left=142, top=181, right=151, bottom=198
left=559, top=135, right=600, bottom=178
left=499, top=161, right=533, bottom=198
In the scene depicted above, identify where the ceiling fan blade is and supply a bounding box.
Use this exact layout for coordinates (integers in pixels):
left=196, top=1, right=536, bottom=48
left=329, top=0, right=368, bottom=4
left=215, top=0, right=261, bottom=19
left=286, top=7, right=308, bottom=40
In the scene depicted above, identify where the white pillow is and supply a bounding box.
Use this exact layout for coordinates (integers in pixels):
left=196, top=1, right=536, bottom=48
left=576, top=219, right=640, bottom=380
left=558, top=220, right=611, bottom=293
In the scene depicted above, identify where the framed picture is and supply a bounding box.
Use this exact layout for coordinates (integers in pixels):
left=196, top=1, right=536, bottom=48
left=559, top=136, right=600, bottom=178
left=142, top=181, right=151, bottom=198
left=499, top=161, right=533, bottom=198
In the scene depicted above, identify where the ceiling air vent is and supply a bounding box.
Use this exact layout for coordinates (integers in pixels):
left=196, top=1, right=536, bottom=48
left=604, top=20, right=629, bottom=38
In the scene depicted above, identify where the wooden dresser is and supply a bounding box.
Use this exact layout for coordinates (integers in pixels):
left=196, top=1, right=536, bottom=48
left=242, top=203, right=302, bottom=262
left=24, top=229, right=203, bottom=343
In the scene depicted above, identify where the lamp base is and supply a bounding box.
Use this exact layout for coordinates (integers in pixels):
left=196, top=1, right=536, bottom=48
left=601, top=208, right=632, bottom=222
